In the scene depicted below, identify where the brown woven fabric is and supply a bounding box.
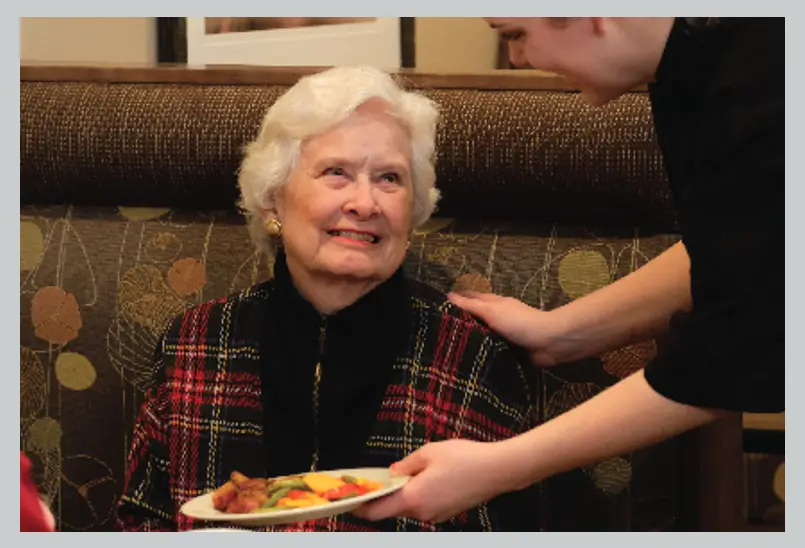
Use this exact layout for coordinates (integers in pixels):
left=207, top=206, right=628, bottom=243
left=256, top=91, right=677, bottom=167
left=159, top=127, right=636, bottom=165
left=21, top=82, right=676, bottom=230
left=422, top=89, right=674, bottom=228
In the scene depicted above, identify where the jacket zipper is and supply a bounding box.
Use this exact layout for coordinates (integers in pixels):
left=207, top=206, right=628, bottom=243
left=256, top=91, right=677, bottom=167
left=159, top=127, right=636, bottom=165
left=310, top=315, right=327, bottom=472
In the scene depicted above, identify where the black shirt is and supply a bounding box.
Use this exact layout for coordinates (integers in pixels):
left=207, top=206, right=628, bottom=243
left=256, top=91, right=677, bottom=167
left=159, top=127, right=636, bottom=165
left=644, top=18, right=784, bottom=412
left=260, top=249, right=410, bottom=477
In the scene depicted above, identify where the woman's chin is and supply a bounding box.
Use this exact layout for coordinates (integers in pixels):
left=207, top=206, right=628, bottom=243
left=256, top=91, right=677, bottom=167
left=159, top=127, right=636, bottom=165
left=318, top=254, right=399, bottom=281
left=324, top=264, right=382, bottom=281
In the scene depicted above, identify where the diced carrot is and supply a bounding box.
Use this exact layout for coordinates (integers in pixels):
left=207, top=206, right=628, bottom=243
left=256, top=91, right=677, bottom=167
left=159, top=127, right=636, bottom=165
left=307, top=494, right=329, bottom=505
left=321, top=483, right=362, bottom=500
left=275, top=497, right=293, bottom=507
left=276, top=496, right=327, bottom=508
left=357, top=478, right=383, bottom=491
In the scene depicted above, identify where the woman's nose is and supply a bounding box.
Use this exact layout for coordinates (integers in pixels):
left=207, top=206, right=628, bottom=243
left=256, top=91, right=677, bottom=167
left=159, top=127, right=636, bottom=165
left=345, top=179, right=380, bottom=219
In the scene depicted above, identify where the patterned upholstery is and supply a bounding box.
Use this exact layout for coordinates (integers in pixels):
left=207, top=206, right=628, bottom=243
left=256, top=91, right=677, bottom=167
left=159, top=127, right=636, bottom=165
left=21, top=78, right=685, bottom=531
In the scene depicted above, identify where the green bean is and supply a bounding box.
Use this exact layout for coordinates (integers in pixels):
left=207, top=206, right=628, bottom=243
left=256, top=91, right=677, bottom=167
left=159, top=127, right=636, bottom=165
left=263, top=487, right=292, bottom=508
left=267, top=478, right=308, bottom=494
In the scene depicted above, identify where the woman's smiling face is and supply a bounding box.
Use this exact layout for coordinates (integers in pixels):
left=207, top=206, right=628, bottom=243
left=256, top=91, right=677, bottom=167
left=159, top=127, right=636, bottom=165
left=273, top=100, right=415, bottom=284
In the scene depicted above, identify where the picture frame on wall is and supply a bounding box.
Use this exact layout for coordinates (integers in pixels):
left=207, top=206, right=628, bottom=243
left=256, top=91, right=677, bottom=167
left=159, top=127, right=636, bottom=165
left=156, top=18, right=415, bottom=69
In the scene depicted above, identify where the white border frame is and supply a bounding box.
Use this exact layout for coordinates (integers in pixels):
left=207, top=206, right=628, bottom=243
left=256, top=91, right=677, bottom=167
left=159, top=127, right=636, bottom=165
left=12, top=3, right=801, bottom=542
left=186, top=17, right=402, bottom=68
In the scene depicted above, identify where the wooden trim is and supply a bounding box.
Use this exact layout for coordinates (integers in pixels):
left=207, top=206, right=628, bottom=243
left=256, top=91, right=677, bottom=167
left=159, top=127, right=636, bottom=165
left=400, top=18, right=416, bottom=69
left=156, top=18, right=187, bottom=64
left=20, top=63, right=648, bottom=92
left=678, top=414, right=745, bottom=531
left=743, top=412, right=785, bottom=432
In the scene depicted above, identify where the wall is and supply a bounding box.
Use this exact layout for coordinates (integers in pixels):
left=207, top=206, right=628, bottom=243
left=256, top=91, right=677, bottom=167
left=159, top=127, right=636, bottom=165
left=19, top=17, right=497, bottom=71
left=19, top=18, right=155, bottom=64
left=415, top=17, right=500, bottom=72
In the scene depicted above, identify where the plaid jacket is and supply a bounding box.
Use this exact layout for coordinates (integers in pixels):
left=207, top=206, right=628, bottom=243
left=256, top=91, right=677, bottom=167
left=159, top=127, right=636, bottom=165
left=116, top=278, right=542, bottom=532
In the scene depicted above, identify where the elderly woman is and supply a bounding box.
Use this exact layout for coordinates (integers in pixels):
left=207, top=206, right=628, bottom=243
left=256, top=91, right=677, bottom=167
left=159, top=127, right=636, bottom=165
left=115, top=66, right=541, bottom=532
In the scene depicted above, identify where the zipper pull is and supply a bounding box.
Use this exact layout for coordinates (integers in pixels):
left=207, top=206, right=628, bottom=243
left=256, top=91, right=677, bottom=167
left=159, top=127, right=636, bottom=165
left=311, top=315, right=327, bottom=474
left=318, top=316, right=327, bottom=356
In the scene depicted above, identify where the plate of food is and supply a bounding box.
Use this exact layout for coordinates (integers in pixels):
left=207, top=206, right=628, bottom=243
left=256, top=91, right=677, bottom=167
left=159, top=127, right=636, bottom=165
left=179, top=468, right=409, bottom=526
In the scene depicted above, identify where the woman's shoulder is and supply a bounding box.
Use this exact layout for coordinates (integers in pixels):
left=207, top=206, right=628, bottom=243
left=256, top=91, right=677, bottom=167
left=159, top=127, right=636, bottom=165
left=405, top=278, right=507, bottom=346
left=141, top=281, right=275, bottom=392
left=160, top=280, right=275, bottom=342
left=404, top=279, right=539, bottom=417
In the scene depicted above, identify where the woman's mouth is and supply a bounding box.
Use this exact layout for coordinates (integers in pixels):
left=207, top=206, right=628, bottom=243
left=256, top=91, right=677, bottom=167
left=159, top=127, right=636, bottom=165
left=327, top=229, right=380, bottom=245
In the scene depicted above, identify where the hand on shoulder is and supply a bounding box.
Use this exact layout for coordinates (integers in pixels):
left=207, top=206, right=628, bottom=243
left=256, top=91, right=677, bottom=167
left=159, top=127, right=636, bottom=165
left=447, top=291, right=565, bottom=367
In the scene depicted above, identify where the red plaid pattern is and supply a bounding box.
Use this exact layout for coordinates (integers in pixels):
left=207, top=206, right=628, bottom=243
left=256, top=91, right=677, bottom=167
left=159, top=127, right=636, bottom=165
left=116, top=282, right=542, bottom=532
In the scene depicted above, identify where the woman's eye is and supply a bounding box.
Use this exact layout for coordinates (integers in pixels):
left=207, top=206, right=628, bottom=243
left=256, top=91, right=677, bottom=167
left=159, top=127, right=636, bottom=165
left=380, top=172, right=400, bottom=184
left=323, top=167, right=346, bottom=177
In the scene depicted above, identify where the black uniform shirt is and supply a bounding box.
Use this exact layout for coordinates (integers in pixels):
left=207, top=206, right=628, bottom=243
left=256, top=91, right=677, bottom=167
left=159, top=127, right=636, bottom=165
left=644, top=17, right=784, bottom=412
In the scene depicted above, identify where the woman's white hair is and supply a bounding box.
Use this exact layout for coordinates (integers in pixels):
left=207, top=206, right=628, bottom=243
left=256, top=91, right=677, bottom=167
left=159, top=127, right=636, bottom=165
left=238, top=66, right=441, bottom=256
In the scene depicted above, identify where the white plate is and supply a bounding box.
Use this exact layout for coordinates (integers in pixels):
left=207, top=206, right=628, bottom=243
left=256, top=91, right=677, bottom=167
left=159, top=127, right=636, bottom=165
left=179, top=467, right=409, bottom=527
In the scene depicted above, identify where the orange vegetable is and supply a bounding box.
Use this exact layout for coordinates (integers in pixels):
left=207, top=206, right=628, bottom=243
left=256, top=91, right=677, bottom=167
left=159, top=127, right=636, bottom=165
left=357, top=478, right=383, bottom=491
left=277, top=493, right=328, bottom=508
left=303, top=473, right=346, bottom=494
left=277, top=498, right=314, bottom=508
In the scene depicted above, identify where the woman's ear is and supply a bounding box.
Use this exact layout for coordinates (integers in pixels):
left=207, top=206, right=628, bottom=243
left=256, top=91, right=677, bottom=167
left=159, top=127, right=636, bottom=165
left=261, top=207, right=279, bottom=224
left=268, top=189, right=285, bottom=221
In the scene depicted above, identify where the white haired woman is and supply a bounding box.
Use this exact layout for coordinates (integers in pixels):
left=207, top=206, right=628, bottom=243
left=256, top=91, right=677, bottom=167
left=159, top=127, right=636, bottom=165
left=115, top=66, right=542, bottom=532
